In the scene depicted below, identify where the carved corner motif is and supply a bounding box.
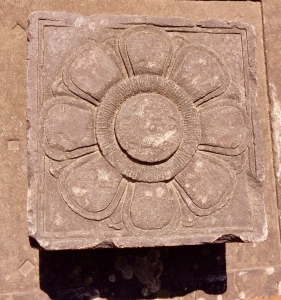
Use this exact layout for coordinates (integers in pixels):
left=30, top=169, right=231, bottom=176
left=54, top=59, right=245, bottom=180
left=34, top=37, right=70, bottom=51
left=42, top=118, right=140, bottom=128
left=27, top=12, right=267, bottom=249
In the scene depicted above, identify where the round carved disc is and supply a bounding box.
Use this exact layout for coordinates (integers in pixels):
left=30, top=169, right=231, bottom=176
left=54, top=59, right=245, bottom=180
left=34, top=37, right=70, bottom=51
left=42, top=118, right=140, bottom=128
left=115, top=93, right=183, bottom=163
left=96, top=75, right=200, bottom=182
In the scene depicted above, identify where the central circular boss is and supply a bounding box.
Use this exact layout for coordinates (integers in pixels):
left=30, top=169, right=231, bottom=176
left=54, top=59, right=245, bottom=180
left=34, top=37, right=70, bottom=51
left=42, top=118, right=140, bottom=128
left=115, top=93, right=183, bottom=163
left=96, top=75, right=200, bottom=182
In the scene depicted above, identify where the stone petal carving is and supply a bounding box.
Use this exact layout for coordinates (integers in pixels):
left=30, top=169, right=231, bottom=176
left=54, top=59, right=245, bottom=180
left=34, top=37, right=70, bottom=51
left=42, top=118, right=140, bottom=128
left=59, top=152, right=126, bottom=220
left=123, top=182, right=180, bottom=235
left=210, top=151, right=247, bottom=175
left=170, top=46, right=229, bottom=104
left=198, top=104, right=247, bottom=155
left=27, top=13, right=267, bottom=249
left=39, top=96, right=97, bottom=161
left=119, top=26, right=172, bottom=77
left=175, top=152, right=236, bottom=216
left=63, top=42, right=123, bottom=104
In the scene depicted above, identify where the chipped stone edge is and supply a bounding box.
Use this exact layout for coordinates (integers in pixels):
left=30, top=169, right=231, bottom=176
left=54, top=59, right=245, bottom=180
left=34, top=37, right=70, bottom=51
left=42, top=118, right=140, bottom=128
left=27, top=12, right=40, bottom=237
left=27, top=11, right=267, bottom=249
left=269, top=83, right=281, bottom=204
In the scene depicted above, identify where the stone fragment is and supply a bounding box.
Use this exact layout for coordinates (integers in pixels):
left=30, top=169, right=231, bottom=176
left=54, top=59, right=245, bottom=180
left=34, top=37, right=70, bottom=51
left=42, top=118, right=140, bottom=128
left=27, top=12, right=267, bottom=249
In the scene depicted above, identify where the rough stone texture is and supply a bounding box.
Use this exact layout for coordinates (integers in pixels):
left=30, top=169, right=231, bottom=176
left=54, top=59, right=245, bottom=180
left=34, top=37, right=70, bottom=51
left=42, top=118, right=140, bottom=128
left=115, top=93, right=183, bottom=163
left=27, top=12, right=266, bottom=250
left=262, top=0, right=281, bottom=206
left=0, top=0, right=280, bottom=299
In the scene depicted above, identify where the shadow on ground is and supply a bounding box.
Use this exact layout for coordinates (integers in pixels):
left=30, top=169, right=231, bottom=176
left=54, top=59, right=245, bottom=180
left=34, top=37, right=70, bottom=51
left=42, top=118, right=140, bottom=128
left=38, top=243, right=226, bottom=300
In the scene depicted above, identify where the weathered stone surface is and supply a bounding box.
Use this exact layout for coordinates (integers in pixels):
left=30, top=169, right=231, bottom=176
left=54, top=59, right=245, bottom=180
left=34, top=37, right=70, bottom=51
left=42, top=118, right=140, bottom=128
left=262, top=0, right=281, bottom=207
left=27, top=12, right=267, bottom=249
left=115, top=93, right=183, bottom=163
left=0, top=0, right=279, bottom=299
left=196, top=267, right=281, bottom=300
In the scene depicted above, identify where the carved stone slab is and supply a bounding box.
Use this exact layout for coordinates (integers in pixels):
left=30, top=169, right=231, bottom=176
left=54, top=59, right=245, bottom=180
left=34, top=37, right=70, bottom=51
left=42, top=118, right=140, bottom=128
left=27, top=12, right=267, bottom=249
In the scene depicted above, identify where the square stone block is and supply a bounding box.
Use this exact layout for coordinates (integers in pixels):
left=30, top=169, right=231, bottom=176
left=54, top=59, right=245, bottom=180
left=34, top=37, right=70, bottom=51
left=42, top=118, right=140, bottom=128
left=27, top=12, right=267, bottom=249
